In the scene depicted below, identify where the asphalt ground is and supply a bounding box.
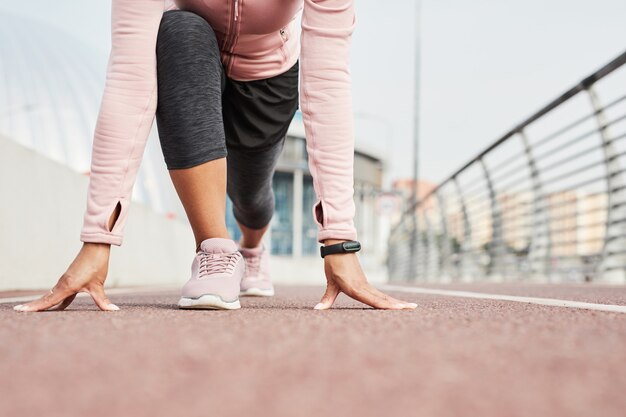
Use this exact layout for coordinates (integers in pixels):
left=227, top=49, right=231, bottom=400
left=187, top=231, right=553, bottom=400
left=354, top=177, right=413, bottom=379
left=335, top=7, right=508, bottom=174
left=1, top=284, right=625, bottom=417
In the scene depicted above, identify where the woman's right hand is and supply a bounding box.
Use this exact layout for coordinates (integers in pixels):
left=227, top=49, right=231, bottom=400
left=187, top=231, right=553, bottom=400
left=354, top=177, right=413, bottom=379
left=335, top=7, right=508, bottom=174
left=14, top=243, right=119, bottom=312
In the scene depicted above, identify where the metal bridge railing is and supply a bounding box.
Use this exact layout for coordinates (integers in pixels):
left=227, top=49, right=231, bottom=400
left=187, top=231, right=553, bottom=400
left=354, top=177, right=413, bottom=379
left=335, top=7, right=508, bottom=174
left=388, top=50, right=626, bottom=284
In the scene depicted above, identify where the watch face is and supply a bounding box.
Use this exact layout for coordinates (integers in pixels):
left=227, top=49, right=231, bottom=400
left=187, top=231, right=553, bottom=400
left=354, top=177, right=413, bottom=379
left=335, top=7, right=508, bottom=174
left=342, top=241, right=361, bottom=252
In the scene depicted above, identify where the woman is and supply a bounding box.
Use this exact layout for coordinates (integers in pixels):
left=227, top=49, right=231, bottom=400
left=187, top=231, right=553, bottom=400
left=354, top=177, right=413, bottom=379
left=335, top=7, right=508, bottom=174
left=14, top=0, right=417, bottom=312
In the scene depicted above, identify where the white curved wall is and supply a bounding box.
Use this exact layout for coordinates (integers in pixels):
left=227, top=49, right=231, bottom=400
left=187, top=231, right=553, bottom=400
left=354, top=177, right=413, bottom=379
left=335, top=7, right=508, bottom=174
left=0, top=12, right=184, bottom=220
left=0, top=135, right=195, bottom=291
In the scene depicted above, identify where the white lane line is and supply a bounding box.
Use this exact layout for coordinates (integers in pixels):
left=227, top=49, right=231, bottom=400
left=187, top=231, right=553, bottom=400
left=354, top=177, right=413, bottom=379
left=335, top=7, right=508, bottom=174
left=380, top=285, right=626, bottom=314
left=0, top=286, right=179, bottom=304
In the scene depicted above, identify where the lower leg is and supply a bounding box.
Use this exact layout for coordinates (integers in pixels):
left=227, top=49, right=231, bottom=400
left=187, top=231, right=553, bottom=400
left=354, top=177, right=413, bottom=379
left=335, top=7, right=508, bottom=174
left=237, top=221, right=269, bottom=249
left=155, top=11, right=230, bottom=251
left=227, top=145, right=284, bottom=252
left=169, top=158, right=230, bottom=250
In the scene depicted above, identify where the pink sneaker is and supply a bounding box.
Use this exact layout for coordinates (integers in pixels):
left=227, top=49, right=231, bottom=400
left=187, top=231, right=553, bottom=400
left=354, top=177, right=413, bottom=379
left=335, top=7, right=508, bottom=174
left=178, top=237, right=245, bottom=310
left=238, top=241, right=275, bottom=297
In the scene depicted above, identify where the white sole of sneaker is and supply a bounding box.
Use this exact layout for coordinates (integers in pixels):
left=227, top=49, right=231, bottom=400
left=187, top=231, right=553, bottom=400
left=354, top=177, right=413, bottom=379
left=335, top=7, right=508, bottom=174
left=178, top=295, right=241, bottom=310
left=240, top=288, right=275, bottom=297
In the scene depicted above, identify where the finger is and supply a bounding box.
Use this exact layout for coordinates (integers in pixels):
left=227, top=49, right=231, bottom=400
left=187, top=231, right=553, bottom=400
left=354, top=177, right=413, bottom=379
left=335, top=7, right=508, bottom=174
left=366, top=286, right=417, bottom=309
left=314, top=282, right=340, bottom=310
left=350, top=285, right=417, bottom=310
left=52, top=294, right=77, bottom=311
left=14, top=286, right=74, bottom=312
left=88, top=286, right=119, bottom=311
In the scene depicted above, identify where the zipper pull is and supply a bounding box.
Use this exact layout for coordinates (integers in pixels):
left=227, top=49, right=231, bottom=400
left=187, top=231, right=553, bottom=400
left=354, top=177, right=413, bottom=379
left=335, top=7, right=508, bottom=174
left=234, top=0, right=238, bottom=21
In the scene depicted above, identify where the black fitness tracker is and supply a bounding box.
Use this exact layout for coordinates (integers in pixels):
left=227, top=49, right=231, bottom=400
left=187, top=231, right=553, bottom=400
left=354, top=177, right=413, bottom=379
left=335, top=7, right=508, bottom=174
left=320, top=240, right=361, bottom=258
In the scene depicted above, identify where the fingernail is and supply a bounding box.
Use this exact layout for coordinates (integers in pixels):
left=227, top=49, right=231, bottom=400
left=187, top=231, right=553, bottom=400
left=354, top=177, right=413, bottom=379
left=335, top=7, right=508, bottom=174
left=313, top=303, right=325, bottom=310
left=107, top=303, right=120, bottom=311
left=394, top=302, right=417, bottom=309
left=13, top=304, right=24, bottom=311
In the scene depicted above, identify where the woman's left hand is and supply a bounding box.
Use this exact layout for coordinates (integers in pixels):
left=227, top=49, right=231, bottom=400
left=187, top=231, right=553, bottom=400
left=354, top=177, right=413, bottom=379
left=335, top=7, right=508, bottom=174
left=315, top=239, right=418, bottom=310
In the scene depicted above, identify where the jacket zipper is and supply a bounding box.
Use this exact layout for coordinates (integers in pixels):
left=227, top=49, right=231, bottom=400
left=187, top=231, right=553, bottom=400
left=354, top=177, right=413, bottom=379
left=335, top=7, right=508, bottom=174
left=224, top=0, right=239, bottom=74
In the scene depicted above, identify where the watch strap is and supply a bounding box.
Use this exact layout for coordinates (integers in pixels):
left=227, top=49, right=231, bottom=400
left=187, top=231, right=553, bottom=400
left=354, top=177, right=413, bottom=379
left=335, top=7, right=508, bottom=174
left=320, top=240, right=361, bottom=258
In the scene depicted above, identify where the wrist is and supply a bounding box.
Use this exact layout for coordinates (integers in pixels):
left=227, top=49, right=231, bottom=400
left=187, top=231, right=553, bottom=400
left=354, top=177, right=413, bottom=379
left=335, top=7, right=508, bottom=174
left=323, top=238, right=350, bottom=246
left=81, top=242, right=111, bottom=257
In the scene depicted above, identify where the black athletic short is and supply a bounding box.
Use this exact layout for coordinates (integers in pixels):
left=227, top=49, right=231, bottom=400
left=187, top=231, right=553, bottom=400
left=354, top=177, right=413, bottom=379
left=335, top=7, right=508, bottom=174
left=221, top=59, right=300, bottom=153
left=155, top=9, right=300, bottom=229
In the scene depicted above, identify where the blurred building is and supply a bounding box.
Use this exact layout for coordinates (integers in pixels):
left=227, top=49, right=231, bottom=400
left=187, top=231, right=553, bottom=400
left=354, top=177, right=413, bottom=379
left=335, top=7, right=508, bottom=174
left=0, top=13, right=387, bottom=266
left=409, top=184, right=608, bottom=263
left=392, top=179, right=437, bottom=203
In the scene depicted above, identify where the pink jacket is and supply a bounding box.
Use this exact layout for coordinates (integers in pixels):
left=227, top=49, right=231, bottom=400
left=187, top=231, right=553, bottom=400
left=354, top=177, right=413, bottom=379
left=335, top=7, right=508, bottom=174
left=80, top=0, right=358, bottom=246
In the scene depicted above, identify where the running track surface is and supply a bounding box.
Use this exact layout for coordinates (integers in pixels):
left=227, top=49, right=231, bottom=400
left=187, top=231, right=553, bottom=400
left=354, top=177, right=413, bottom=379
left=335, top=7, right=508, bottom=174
left=1, top=284, right=625, bottom=417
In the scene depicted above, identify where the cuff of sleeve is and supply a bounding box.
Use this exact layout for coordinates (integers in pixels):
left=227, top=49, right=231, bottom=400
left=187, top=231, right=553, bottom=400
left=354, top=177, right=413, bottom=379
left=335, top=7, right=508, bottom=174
left=80, top=232, right=123, bottom=246
left=317, top=228, right=358, bottom=244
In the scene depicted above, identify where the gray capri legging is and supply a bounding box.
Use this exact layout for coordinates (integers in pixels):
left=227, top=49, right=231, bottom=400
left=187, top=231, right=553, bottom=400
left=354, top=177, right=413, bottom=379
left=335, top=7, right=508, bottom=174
left=154, top=10, right=299, bottom=230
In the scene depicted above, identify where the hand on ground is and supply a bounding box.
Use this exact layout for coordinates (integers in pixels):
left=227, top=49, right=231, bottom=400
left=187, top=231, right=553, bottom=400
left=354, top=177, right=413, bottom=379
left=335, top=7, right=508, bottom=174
left=315, top=240, right=418, bottom=310
left=14, top=243, right=118, bottom=312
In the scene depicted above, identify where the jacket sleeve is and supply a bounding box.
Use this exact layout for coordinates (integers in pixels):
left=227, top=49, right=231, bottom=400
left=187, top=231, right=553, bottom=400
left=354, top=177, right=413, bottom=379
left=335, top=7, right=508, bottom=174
left=300, top=0, right=359, bottom=244
left=80, top=0, right=166, bottom=246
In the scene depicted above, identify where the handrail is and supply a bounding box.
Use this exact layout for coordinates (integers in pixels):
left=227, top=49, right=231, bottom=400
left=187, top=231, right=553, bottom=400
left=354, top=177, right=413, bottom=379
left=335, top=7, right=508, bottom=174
left=388, top=49, right=626, bottom=284
left=400, top=49, right=626, bottom=219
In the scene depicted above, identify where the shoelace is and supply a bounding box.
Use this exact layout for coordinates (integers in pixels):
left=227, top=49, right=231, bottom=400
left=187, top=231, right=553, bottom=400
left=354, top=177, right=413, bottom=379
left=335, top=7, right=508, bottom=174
left=198, top=251, right=240, bottom=276
left=243, top=254, right=261, bottom=277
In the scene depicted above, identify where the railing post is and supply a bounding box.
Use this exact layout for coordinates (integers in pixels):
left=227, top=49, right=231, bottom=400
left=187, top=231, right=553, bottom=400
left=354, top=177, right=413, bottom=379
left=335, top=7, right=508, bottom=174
left=479, top=158, right=506, bottom=281
left=404, top=214, right=416, bottom=282
left=436, top=190, right=454, bottom=281
left=408, top=201, right=419, bottom=283
left=453, top=177, right=479, bottom=281
left=414, top=211, right=426, bottom=282
left=520, top=130, right=551, bottom=281
left=588, top=87, right=626, bottom=283
left=388, top=217, right=413, bottom=282
left=424, top=210, right=439, bottom=282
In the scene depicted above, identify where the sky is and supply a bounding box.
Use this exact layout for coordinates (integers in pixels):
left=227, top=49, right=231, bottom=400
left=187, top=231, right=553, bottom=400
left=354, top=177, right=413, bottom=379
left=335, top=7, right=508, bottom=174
left=1, top=0, right=625, bottom=186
